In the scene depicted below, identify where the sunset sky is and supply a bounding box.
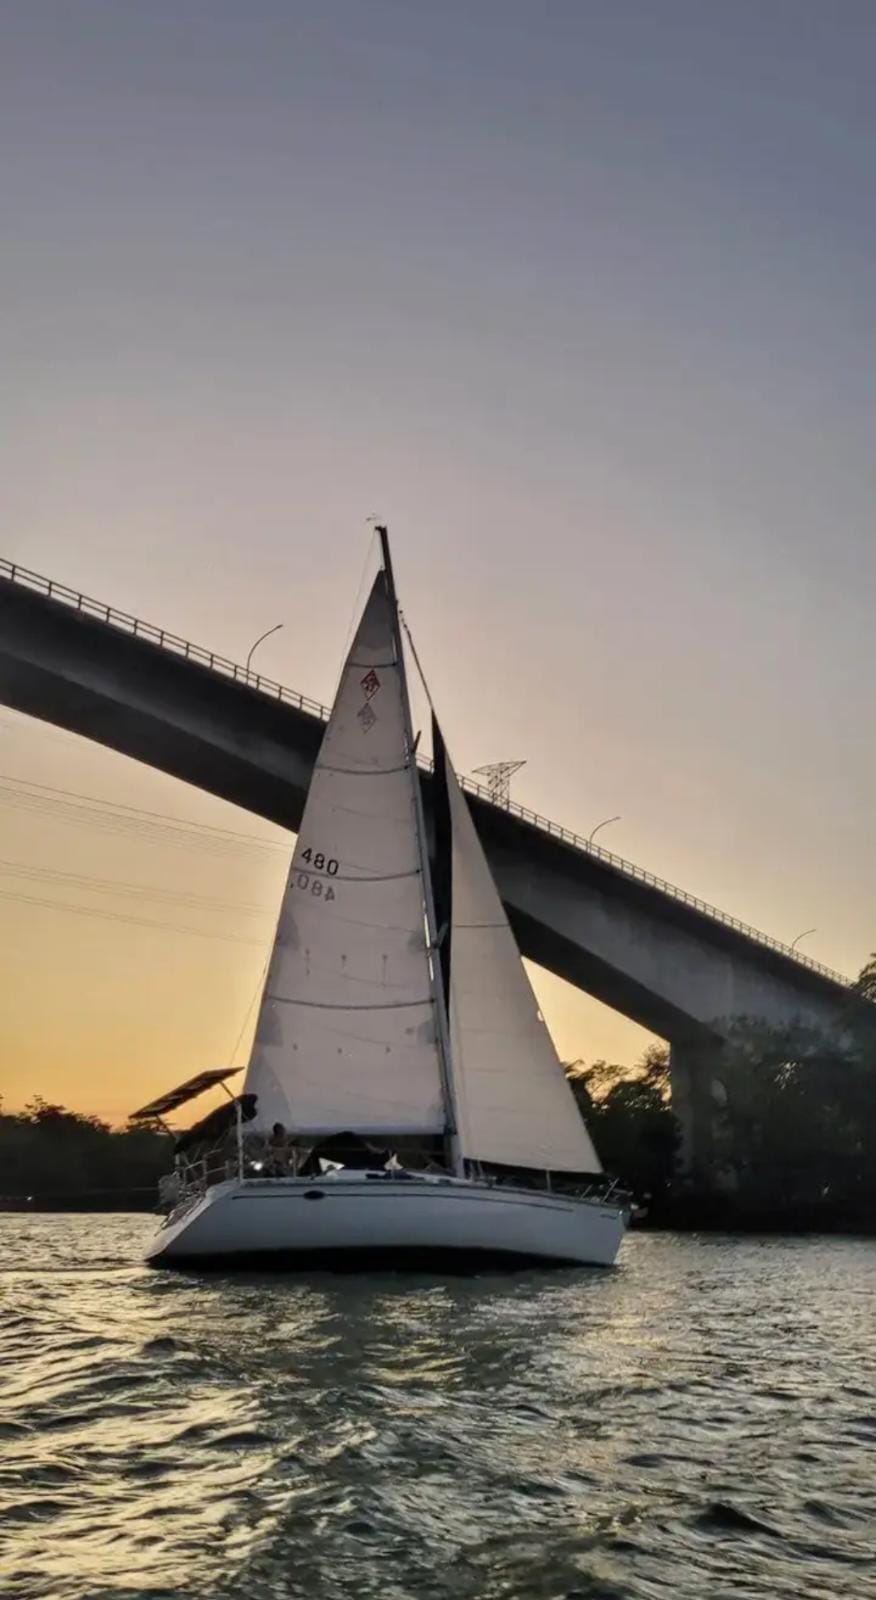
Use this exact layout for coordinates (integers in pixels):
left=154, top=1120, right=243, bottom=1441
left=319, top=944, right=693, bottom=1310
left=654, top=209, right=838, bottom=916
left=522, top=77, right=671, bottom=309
left=1, top=2, right=874, bottom=1122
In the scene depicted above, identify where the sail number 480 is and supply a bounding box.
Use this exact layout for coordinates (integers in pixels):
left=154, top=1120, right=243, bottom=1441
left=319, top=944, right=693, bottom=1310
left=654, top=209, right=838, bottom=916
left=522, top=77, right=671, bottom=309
left=299, top=848, right=339, bottom=875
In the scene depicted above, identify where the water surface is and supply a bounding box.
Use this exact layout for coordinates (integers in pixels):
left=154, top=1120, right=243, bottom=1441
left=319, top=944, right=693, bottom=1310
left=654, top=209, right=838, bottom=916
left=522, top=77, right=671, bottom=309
left=1, top=1217, right=874, bottom=1599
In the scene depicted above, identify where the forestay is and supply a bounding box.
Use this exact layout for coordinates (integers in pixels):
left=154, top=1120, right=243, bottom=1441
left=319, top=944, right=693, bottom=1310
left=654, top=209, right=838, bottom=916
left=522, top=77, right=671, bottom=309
left=244, top=573, right=445, bottom=1135
left=443, top=751, right=602, bottom=1173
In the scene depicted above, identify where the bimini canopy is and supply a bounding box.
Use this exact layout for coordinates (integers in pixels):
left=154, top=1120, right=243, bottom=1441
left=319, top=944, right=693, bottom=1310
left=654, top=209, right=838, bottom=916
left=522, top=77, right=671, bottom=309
left=130, top=1068, right=242, bottom=1123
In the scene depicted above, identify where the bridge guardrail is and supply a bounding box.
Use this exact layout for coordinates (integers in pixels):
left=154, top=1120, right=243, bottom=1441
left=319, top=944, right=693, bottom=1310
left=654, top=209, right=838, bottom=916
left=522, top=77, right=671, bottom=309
left=0, top=555, right=853, bottom=989
left=0, top=558, right=330, bottom=723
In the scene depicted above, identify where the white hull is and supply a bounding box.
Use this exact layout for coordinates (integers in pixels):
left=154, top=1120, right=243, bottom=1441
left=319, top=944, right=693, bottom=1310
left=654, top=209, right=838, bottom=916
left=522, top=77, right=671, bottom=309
left=145, top=1173, right=625, bottom=1269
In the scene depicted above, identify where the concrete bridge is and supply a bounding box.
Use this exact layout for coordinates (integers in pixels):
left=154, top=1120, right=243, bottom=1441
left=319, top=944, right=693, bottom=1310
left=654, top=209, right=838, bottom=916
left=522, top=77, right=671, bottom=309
left=0, top=557, right=858, bottom=1178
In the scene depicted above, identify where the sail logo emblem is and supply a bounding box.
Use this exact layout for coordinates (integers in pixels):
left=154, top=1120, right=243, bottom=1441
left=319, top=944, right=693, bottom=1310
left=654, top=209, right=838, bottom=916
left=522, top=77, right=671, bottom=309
left=360, top=669, right=381, bottom=699
left=357, top=701, right=377, bottom=732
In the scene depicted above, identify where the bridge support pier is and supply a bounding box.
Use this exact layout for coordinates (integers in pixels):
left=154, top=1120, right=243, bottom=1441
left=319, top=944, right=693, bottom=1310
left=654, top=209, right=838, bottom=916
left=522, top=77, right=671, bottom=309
left=670, top=1038, right=728, bottom=1185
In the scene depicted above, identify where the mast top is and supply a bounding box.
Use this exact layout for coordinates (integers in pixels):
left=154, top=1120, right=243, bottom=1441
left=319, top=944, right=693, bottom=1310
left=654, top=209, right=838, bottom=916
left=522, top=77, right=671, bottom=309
left=375, top=523, right=394, bottom=589
left=375, top=524, right=404, bottom=636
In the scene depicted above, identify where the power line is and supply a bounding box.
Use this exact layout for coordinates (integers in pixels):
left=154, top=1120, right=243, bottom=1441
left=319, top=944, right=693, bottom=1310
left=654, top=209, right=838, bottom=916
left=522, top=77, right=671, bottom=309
left=0, top=773, right=281, bottom=843
left=0, top=774, right=290, bottom=862
left=0, top=886, right=269, bottom=946
left=0, top=856, right=272, bottom=916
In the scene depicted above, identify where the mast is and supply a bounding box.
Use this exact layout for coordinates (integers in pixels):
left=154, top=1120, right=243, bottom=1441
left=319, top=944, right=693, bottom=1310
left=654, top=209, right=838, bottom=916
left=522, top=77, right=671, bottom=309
left=376, top=526, right=463, bottom=1175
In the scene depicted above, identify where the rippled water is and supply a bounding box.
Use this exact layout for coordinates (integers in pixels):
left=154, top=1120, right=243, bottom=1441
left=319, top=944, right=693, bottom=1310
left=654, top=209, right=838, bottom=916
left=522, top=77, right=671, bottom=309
left=1, top=1219, right=874, bottom=1599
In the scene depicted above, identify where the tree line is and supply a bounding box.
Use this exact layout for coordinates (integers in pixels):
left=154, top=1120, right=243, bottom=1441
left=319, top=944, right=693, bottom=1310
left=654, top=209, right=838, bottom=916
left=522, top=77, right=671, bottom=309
left=0, top=1098, right=171, bottom=1211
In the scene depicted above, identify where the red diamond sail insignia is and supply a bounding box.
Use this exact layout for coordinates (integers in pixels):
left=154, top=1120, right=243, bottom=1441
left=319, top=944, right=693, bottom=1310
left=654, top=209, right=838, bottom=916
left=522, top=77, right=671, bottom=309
left=360, top=668, right=381, bottom=699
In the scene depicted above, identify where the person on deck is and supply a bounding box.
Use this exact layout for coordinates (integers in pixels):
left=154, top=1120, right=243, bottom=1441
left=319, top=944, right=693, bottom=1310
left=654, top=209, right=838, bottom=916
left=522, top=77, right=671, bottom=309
left=267, top=1122, right=290, bottom=1176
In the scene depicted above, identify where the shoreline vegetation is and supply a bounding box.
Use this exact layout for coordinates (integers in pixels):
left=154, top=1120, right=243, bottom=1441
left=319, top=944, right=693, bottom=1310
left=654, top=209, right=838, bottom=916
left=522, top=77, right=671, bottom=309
left=568, top=1035, right=875, bottom=1237
left=3, top=956, right=873, bottom=1234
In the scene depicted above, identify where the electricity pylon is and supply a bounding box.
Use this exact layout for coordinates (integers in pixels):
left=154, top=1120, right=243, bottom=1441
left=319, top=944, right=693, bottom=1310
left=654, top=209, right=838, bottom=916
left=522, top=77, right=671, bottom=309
left=473, top=760, right=526, bottom=807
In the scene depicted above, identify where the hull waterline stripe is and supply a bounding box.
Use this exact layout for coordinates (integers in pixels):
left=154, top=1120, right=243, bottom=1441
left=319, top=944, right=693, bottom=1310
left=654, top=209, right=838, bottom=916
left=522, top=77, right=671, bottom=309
left=229, top=1190, right=601, bottom=1218
left=165, top=1181, right=621, bottom=1221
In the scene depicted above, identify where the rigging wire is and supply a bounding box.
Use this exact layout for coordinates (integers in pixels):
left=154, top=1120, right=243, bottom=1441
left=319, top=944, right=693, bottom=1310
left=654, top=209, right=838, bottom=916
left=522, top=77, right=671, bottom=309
left=329, top=525, right=381, bottom=701
left=227, top=956, right=271, bottom=1069
left=399, top=610, right=436, bottom=712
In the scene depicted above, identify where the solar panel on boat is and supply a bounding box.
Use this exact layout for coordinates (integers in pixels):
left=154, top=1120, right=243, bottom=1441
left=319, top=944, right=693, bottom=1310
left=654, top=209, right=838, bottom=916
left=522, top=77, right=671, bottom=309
left=129, top=1067, right=241, bottom=1121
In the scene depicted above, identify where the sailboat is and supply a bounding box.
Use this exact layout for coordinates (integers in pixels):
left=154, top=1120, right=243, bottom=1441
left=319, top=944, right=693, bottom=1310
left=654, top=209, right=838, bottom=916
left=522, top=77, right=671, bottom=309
left=142, top=531, right=626, bottom=1268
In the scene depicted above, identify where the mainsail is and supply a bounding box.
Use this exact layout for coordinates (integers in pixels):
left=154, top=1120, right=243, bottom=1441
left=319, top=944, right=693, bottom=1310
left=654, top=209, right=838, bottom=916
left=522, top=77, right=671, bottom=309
left=434, top=722, right=602, bottom=1174
left=244, top=570, right=446, bottom=1136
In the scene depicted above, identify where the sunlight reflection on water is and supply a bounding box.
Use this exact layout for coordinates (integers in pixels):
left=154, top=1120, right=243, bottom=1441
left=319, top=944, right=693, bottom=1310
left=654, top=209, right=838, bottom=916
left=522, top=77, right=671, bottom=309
left=1, top=1218, right=874, bottom=1599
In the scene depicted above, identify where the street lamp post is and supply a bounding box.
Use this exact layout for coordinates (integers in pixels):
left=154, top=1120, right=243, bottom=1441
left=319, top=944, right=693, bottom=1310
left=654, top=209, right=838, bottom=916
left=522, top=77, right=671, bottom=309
left=245, top=623, right=283, bottom=676
left=588, top=815, right=621, bottom=846
left=790, top=928, right=816, bottom=952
